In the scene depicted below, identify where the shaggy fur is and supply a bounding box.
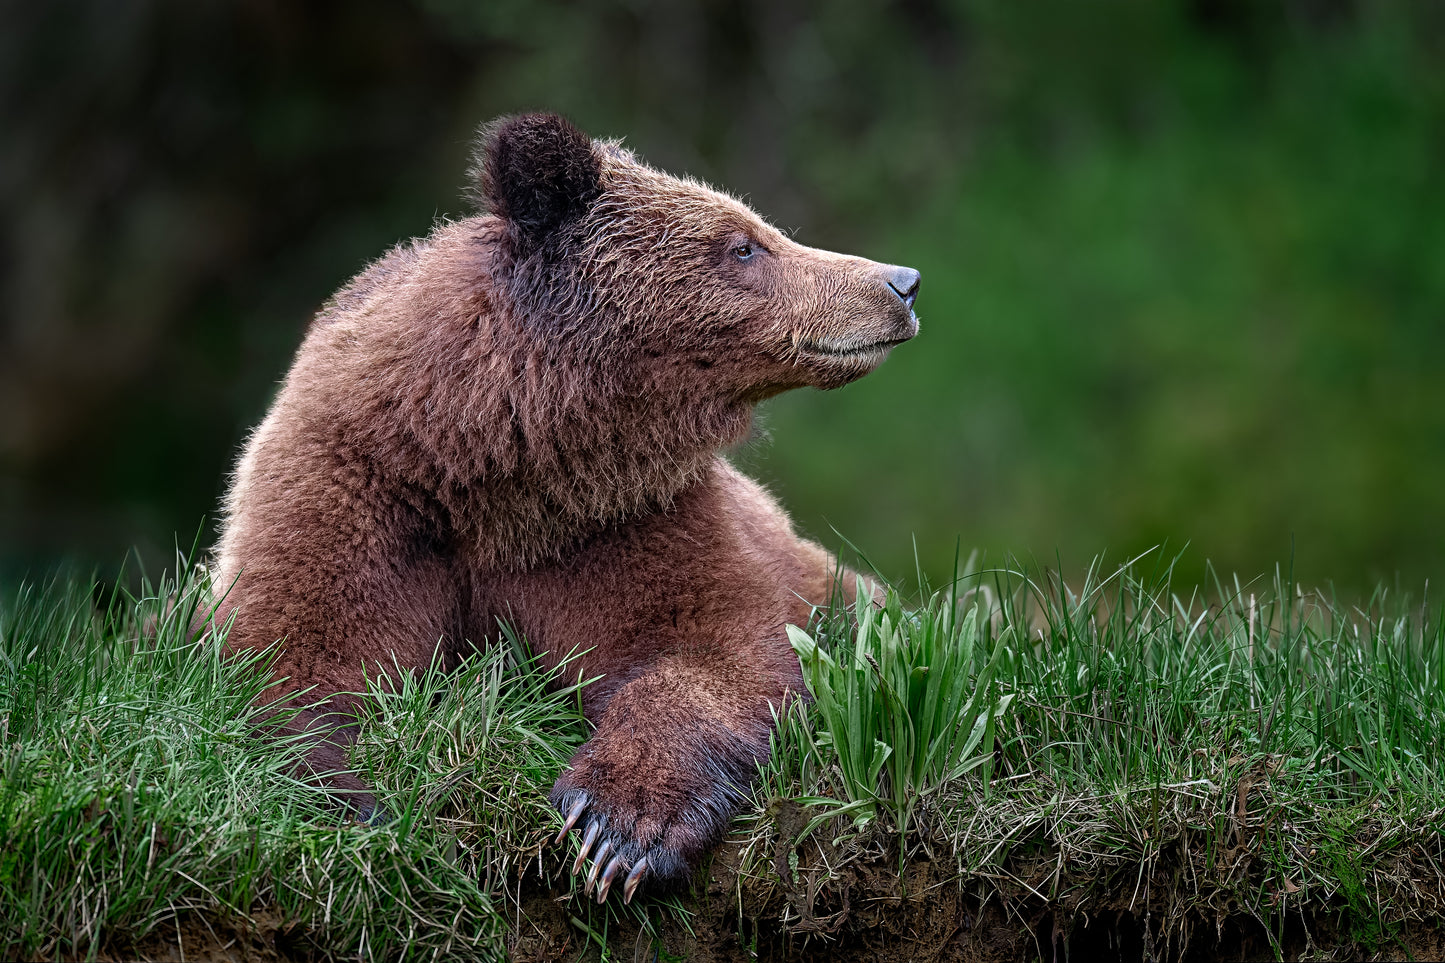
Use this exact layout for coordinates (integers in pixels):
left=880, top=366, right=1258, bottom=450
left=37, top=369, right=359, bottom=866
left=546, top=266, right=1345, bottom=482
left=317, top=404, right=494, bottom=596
left=213, top=114, right=920, bottom=900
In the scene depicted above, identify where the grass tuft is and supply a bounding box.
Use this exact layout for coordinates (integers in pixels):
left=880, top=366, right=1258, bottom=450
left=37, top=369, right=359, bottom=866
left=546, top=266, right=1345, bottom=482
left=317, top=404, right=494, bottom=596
left=777, top=573, right=1014, bottom=843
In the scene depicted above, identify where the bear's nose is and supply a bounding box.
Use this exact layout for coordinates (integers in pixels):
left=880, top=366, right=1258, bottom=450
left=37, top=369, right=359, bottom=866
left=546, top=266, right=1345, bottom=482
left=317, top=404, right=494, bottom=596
left=884, top=265, right=921, bottom=309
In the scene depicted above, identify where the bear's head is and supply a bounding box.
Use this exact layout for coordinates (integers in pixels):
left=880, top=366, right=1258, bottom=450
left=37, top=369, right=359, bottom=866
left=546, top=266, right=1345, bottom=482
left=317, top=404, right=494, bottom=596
left=475, top=113, right=920, bottom=401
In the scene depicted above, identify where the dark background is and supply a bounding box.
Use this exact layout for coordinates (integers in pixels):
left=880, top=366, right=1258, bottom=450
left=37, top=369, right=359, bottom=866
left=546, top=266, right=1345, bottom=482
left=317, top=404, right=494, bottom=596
left=3, top=0, right=1442, bottom=596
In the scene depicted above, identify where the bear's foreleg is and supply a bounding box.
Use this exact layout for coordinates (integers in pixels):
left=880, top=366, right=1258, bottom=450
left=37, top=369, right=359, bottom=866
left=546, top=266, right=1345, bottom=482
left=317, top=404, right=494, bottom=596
left=274, top=697, right=383, bottom=820
left=217, top=518, right=461, bottom=823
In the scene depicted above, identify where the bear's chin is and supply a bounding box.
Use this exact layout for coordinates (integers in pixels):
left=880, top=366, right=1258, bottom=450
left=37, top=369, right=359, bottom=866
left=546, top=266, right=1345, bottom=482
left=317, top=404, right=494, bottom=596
left=798, top=346, right=897, bottom=389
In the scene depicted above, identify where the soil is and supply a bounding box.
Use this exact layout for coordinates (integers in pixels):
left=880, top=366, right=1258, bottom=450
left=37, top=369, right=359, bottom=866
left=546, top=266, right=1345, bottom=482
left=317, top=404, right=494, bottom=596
left=98, top=907, right=295, bottom=963
left=505, top=836, right=1437, bottom=963
left=94, top=895, right=1439, bottom=963
left=81, top=819, right=1444, bottom=963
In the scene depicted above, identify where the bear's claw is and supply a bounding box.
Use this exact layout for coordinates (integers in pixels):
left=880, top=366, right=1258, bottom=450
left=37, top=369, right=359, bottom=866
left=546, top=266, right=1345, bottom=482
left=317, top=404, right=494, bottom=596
left=572, top=818, right=603, bottom=875
left=595, top=853, right=624, bottom=902
left=584, top=839, right=612, bottom=895
left=556, top=793, right=589, bottom=843
left=622, top=857, right=649, bottom=903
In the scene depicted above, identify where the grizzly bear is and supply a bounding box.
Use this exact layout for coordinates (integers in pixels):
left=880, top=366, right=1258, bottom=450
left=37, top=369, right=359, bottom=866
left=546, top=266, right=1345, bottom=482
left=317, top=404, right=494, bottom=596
left=213, top=113, right=919, bottom=903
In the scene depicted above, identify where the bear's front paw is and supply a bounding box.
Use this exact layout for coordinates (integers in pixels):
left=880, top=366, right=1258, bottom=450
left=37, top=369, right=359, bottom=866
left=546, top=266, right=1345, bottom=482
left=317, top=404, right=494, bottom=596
left=549, top=722, right=763, bottom=903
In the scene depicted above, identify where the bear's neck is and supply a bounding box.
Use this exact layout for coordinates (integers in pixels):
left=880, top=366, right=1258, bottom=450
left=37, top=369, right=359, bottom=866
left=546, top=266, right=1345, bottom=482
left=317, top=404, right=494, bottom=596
left=445, top=363, right=750, bottom=570
left=442, top=397, right=750, bottom=571
left=385, top=319, right=750, bottom=571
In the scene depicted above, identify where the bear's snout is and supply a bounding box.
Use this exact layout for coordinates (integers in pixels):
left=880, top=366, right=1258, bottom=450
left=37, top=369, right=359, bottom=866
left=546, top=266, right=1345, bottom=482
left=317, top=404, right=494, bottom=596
left=872, top=262, right=921, bottom=347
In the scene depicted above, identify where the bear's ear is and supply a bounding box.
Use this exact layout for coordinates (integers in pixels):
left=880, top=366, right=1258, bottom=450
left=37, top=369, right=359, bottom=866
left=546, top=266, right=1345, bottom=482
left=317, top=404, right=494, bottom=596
left=475, top=113, right=602, bottom=255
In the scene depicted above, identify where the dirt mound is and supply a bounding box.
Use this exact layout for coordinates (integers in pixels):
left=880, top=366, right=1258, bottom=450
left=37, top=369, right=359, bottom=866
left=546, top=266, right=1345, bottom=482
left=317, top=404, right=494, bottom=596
left=506, top=830, right=1440, bottom=963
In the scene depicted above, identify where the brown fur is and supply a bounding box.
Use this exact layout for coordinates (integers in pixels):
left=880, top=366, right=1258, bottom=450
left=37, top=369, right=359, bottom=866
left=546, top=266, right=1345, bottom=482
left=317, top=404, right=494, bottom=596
left=213, top=114, right=919, bottom=896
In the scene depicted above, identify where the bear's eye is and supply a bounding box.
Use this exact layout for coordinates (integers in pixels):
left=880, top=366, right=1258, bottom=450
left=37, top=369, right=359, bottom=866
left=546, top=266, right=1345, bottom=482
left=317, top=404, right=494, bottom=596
left=732, top=242, right=754, bottom=261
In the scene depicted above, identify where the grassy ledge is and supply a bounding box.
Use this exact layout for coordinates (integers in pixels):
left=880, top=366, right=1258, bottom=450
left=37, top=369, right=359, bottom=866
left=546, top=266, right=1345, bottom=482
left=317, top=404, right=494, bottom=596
left=2, top=552, right=1443, bottom=961
left=738, top=554, right=1445, bottom=960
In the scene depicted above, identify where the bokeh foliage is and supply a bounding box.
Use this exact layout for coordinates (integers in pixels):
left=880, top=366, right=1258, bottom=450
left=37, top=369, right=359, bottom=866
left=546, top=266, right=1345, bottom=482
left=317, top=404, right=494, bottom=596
left=2, top=0, right=1441, bottom=594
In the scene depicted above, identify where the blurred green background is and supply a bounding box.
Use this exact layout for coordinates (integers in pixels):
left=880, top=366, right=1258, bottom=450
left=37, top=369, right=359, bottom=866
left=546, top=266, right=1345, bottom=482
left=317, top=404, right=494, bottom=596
left=2, top=0, right=1442, bottom=596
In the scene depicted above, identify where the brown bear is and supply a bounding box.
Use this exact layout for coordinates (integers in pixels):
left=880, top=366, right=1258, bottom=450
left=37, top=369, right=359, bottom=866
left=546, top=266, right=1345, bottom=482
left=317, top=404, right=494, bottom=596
left=213, top=113, right=919, bottom=904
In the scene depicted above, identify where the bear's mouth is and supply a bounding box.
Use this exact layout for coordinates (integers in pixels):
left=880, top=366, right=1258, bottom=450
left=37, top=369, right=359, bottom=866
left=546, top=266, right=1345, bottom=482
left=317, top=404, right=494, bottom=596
left=798, top=335, right=912, bottom=360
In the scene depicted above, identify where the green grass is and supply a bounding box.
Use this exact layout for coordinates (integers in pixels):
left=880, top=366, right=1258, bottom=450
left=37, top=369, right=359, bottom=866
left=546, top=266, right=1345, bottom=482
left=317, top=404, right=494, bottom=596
left=0, top=558, right=588, bottom=961
left=3, top=548, right=1443, bottom=960
left=743, top=550, right=1445, bottom=955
